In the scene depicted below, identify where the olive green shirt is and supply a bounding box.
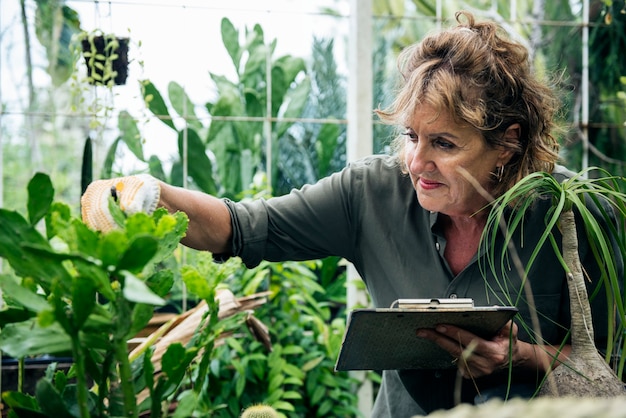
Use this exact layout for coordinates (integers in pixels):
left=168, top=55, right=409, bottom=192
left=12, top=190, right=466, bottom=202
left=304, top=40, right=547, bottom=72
left=223, top=155, right=618, bottom=416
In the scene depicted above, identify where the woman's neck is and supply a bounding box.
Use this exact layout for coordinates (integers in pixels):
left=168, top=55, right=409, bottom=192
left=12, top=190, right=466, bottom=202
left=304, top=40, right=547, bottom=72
left=440, top=213, right=488, bottom=276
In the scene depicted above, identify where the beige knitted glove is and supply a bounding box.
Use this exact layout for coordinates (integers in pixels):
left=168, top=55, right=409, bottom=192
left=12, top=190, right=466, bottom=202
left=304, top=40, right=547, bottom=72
left=81, top=174, right=160, bottom=232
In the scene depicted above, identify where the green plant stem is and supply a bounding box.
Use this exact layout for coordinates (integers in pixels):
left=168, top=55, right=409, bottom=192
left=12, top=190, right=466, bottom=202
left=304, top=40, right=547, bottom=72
left=70, top=334, right=91, bottom=418
left=17, top=357, right=24, bottom=393
left=114, top=337, right=137, bottom=418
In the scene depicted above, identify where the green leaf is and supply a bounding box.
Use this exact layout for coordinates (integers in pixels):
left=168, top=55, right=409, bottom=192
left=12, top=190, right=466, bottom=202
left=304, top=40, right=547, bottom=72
left=36, top=379, right=75, bottom=418
left=142, top=79, right=176, bottom=130
left=71, top=276, right=96, bottom=330
left=317, top=400, right=333, bottom=416
left=282, top=363, right=304, bottom=380
left=45, top=201, right=72, bottom=241
left=100, top=136, right=121, bottom=179
left=130, top=304, right=156, bottom=336
left=81, top=137, right=93, bottom=195
left=73, top=260, right=116, bottom=301
left=315, top=123, right=340, bottom=177
left=151, top=211, right=188, bottom=265
left=27, top=172, right=54, bottom=226
left=242, top=44, right=266, bottom=80
left=301, top=355, right=324, bottom=372
left=0, top=209, right=71, bottom=291
left=281, top=390, right=302, bottom=400
left=2, top=390, right=41, bottom=413
left=34, top=2, right=81, bottom=87
left=122, top=272, right=166, bottom=306
left=60, top=384, right=98, bottom=417
left=181, top=268, right=214, bottom=301
left=81, top=311, right=114, bottom=337
left=118, top=110, right=145, bottom=161
left=310, top=385, right=325, bottom=404
left=117, top=235, right=158, bottom=273
left=97, top=229, right=129, bottom=268
left=268, top=374, right=285, bottom=393
left=178, top=129, right=218, bottom=194
left=0, top=307, right=35, bottom=328
left=235, top=374, right=246, bottom=397
left=69, top=218, right=100, bottom=256
left=108, top=196, right=126, bottom=229
left=281, top=345, right=305, bottom=355
left=145, top=269, right=175, bottom=298
left=142, top=346, right=155, bottom=390
left=221, top=18, right=241, bottom=71
left=172, top=390, right=199, bottom=418
left=275, top=77, right=310, bottom=138
left=0, top=274, right=50, bottom=313
left=271, top=401, right=295, bottom=412
left=168, top=81, right=202, bottom=132
left=148, top=155, right=167, bottom=181
left=162, top=343, right=196, bottom=383
left=0, top=320, right=71, bottom=358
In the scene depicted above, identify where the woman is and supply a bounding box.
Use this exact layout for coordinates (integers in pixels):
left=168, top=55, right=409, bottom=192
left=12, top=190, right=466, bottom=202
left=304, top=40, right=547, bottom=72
left=82, top=11, right=618, bottom=416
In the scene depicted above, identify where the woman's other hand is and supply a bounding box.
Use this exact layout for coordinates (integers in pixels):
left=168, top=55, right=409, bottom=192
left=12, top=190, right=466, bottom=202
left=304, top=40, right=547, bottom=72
left=417, top=320, right=522, bottom=378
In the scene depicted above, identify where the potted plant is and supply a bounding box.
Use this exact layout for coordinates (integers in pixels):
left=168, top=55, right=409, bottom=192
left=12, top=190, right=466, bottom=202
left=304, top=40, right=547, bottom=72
left=79, top=30, right=129, bottom=86
left=478, top=167, right=626, bottom=396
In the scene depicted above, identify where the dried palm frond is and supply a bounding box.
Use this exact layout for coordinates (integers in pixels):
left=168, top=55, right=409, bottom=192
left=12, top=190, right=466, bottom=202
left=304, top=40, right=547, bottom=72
left=129, top=288, right=271, bottom=403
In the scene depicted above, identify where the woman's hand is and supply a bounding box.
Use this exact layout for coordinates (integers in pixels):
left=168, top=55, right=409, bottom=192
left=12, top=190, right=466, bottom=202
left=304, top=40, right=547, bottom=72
left=417, top=320, right=521, bottom=379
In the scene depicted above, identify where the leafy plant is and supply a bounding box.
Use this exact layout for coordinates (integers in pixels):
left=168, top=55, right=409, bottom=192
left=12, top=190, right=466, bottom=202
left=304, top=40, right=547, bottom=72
left=480, top=167, right=626, bottom=394
left=191, top=258, right=360, bottom=417
left=0, top=173, right=360, bottom=417
left=136, top=17, right=307, bottom=197
left=32, top=0, right=82, bottom=87
left=0, top=172, right=188, bottom=417
left=78, top=31, right=129, bottom=87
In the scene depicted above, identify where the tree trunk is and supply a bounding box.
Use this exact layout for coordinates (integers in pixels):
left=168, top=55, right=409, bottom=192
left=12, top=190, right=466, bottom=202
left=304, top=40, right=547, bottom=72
left=539, top=209, right=625, bottom=397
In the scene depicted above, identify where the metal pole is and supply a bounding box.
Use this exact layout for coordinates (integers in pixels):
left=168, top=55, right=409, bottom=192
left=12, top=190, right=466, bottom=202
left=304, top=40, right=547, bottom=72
left=347, top=0, right=373, bottom=415
left=265, top=30, right=273, bottom=193
left=581, top=0, right=590, bottom=172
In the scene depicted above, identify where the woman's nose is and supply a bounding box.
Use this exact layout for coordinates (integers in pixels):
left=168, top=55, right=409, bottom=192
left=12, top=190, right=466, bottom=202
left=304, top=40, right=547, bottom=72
left=406, top=142, right=433, bottom=173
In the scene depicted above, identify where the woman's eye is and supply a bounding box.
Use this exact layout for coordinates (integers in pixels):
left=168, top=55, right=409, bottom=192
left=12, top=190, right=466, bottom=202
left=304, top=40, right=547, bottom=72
left=402, top=130, right=418, bottom=140
left=434, top=138, right=454, bottom=149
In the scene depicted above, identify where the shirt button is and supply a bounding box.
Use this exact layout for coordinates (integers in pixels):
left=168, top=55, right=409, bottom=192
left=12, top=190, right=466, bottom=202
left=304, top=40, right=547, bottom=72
left=449, top=294, right=457, bottom=299
left=435, top=242, right=440, bottom=251
left=434, top=371, right=442, bottom=378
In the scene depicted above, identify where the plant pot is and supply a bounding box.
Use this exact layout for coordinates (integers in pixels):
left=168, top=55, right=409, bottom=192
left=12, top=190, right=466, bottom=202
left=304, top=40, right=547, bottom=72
left=1, top=355, right=74, bottom=395
left=81, top=35, right=129, bottom=86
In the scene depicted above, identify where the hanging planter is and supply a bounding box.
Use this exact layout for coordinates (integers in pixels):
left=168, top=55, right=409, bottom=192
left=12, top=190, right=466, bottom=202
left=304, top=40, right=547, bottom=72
left=80, top=32, right=129, bottom=86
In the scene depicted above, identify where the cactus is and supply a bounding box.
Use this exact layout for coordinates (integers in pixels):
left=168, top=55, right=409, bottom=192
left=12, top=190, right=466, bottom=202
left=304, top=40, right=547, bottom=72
left=240, top=404, right=279, bottom=418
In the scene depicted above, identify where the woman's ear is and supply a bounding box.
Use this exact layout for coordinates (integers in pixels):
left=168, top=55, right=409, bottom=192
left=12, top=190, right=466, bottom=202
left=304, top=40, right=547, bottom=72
left=499, top=123, right=521, bottom=165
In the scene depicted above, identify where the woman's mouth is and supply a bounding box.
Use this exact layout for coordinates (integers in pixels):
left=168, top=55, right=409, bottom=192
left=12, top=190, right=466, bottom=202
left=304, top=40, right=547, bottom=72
left=418, top=178, right=442, bottom=190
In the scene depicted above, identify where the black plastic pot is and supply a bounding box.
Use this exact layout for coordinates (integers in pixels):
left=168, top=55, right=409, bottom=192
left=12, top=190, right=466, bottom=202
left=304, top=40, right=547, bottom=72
left=1, top=356, right=74, bottom=395
left=81, top=35, right=129, bottom=86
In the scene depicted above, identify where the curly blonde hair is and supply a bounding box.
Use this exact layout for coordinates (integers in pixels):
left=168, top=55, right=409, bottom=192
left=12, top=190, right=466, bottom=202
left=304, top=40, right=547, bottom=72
left=376, top=11, right=561, bottom=198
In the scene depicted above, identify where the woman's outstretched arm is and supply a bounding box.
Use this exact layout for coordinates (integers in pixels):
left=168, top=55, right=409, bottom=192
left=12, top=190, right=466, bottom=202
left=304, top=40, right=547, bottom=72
left=158, top=182, right=233, bottom=254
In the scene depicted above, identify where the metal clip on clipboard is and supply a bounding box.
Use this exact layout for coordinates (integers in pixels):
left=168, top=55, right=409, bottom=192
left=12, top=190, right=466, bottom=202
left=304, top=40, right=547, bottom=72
left=391, top=298, right=475, bottom=310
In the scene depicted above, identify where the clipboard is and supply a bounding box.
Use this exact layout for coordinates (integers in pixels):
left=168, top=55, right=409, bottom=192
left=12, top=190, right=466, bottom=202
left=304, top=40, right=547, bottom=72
left=335, top=298, right=518, bottom=371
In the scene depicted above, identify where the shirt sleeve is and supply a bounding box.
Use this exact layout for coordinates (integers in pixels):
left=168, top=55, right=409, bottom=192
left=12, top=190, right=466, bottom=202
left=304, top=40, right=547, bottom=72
left=223, top=161, right=365, bottom=268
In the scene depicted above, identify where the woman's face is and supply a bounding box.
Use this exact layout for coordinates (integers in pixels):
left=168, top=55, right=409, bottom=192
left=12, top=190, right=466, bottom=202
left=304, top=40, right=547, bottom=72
left=404, top=105, right=512, bottom=217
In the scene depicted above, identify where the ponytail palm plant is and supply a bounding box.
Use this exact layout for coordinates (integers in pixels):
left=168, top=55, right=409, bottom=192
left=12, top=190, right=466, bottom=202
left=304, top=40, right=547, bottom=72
left=481, top=167, right=626, bottom=396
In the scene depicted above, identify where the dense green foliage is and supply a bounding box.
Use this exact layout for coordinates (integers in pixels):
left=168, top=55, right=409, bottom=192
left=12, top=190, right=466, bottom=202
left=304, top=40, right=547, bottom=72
left=0, top=173, right=190, bottom=417
left=0, top=173, right=360, bottom=417
left=4, top=2, right=626, bottom=416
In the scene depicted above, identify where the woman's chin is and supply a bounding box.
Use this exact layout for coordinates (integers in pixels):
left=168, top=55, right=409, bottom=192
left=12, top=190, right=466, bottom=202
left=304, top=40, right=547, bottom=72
left=416, top=195, right=444, bottom=213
